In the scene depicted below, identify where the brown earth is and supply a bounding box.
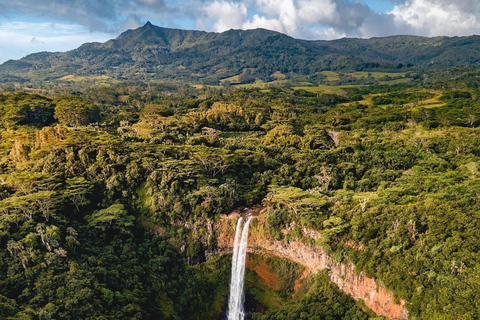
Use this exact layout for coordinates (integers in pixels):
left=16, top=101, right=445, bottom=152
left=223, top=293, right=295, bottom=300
left=245, top=255, right=281, bottom=290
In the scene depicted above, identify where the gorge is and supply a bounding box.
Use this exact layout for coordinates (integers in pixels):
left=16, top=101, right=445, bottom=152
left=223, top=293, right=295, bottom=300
left=211, top=209, right=408, bottom=320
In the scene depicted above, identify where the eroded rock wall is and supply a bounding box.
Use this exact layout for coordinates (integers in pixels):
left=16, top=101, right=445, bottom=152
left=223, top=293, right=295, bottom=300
left=213, top=213, right=408, bottom=320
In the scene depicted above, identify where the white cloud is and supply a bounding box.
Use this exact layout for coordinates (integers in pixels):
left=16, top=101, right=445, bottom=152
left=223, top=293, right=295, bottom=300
left=297, top=0, right=339, bottom=25
left=198, top=0, right=397, bottom=40
left=310, top=26, right=346, bottom=40
left=203, top=1, right=248, bottom=32
left=255, top=0, right=298, bottom=34
left=390, top=0, right=480, bottom=36
left=0, top=0, right=167, bottom=32
left=242, top=14, right=286, bottom=33
left=359, top=12, right=409, bottom=38
left=3, top=0, right=480, bottom=42
left=197, top=0, right=480, bottom=40
left=121, top=14, right=144, bottom=31
left=236, top=0, right=378, bottom=39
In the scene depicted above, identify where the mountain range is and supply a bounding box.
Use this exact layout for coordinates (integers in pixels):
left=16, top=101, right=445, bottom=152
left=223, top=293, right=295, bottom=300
left=2, top=21, right=480, bottom=84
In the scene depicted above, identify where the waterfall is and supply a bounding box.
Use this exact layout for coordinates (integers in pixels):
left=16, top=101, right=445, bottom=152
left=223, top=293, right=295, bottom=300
left=227, top=216, right=252, bottom=320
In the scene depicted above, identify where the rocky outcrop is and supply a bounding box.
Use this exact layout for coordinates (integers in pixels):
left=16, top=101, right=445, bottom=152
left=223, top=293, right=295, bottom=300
left=212, top=212, right=408, bottom=320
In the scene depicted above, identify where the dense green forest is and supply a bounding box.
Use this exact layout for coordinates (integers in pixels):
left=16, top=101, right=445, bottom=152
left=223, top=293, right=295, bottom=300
left=1, top=67, right=480, bottom=319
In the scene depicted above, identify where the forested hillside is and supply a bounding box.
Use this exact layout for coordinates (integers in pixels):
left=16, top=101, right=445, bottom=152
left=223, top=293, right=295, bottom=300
left=3, top=23, right=480, bottom=84
left=1, top=69, right=480, bottom=319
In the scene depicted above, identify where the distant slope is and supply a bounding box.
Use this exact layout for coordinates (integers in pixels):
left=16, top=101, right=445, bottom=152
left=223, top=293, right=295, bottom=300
left=2, top=22, right=480, bottom=84
left=321, top=35, right=480, bottom=67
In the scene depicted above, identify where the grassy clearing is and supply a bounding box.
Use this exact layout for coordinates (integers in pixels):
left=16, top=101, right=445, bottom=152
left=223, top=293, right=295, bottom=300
left=293, top=84, right=364, bottom=94
left=233, top=79, right=266, bottom=88
left=271, top=71, right=286, bottom=80
left=343, top=93, right=381, bottom=106
left=379, top=78, right=410, bottom=85
left=321, top=71, right=340, bottom=81
left=220, top=68, right=257, bottom=84
left=192, top=84, right=224, bottom=90
left=232, top=79, right=291, bottom=89
left=348, top=71, right=406, bottom=79
left=220, top=74, right=241, bottom=84
left=192, top=71, right=409, bottom=92
left=417, top=90, right=445, bottom=108
left=342, top=89, right=443, bottom=108
left=59, top=74, right=111, bottom=82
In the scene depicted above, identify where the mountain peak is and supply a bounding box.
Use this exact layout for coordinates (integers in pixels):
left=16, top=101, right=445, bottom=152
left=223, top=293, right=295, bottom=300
left=3, top=25, right=480, bottom=84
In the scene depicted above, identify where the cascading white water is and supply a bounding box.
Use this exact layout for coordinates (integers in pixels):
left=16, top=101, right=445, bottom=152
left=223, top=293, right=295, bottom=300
left=227, top=216, right=252, bottom=320
left=228, top=217, right=244, bottom=317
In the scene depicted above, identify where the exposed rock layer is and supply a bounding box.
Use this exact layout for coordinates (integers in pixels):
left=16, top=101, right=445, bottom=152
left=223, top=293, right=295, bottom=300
left=212, top=213, right=408, bottom=320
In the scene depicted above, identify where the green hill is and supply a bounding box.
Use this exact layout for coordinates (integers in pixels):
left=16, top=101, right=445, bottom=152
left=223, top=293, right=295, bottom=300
left=2, top=22, right=480, bottom=84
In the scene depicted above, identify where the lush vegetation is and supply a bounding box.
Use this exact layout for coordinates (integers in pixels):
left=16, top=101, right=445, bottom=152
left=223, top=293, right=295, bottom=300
left=1, top=69, right=480, bottom=319
left=252, top=271, right=369, bottom=320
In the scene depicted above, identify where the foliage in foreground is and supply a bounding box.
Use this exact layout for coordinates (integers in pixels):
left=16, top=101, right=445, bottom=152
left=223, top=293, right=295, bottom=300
left=1, top=76, right=480, bottom=319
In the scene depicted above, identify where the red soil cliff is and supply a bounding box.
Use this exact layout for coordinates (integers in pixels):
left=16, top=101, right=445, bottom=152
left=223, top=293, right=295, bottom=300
left=213, top=212, right=408, bottom=320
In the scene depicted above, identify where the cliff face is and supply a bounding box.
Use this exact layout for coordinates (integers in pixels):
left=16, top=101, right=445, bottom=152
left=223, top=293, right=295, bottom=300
left=213, top=212, right=408, bottom=320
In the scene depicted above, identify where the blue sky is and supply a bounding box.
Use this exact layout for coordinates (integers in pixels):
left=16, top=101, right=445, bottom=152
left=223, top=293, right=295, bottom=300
left=1, top=0, right=480, bottom=63
left=363, top=0, right=394, bottom=12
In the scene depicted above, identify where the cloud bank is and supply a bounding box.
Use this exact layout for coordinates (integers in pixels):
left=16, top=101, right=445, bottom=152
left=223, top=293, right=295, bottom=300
left=199, top=0, right=480, bottom=39
left=2, top=0, right=480, bottom=38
